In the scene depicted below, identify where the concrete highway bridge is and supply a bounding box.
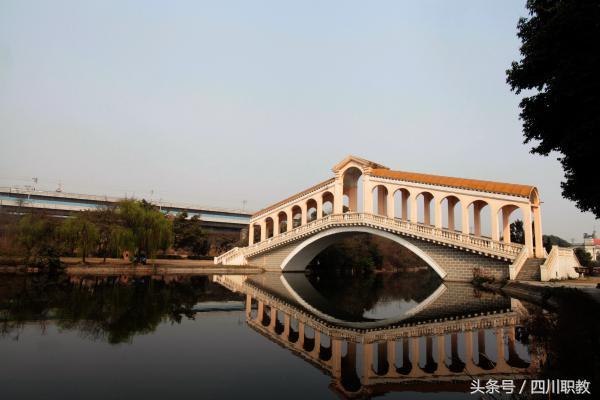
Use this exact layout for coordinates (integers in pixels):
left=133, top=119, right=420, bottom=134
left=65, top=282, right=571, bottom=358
left=0, top=186, right=251, bottom=234
left=216, top=156, right=576, bottom=281
left=215, top=274, right=539, bottom=398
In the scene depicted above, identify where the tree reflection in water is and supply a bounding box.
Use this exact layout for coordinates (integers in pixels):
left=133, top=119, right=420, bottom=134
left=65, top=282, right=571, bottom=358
left=0, top=273, right=242, bottom=344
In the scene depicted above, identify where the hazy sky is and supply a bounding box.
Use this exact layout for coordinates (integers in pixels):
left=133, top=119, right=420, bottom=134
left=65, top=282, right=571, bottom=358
left=0, top=0, right=597, bottom=240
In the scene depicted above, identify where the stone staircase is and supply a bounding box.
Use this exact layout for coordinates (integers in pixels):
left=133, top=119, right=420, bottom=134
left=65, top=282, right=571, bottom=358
left=516, top=258, right=544, bottom=281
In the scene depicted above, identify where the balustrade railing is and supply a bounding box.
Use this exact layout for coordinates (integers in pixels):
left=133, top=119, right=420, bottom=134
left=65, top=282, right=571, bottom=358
left=215, top=212, right=524, bottom=264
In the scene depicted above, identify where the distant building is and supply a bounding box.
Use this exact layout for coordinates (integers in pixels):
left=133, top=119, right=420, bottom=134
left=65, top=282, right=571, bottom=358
left=583, top=232, right=600, bottom=261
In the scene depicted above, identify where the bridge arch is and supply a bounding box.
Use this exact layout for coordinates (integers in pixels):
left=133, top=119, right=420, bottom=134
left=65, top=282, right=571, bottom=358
left=279, top=226, right=448, bottom=279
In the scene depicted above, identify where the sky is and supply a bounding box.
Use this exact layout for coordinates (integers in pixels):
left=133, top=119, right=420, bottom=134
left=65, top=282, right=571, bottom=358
left=0, top=0, right=597, bottom=241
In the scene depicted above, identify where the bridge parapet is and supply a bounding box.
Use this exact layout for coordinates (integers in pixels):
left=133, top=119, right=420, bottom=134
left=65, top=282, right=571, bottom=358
left=215, top=212, right=523, bottom=266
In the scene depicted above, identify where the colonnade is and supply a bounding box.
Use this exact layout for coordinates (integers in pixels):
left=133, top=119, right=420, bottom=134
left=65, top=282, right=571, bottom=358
left=249, top=157, right=544, bottom=257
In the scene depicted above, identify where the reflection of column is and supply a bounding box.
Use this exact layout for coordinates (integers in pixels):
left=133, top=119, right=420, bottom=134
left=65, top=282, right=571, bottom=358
left=387, top=341, right=396, bottom=376
left=298, top=322, right=305, bottom=347
left=378, top=342, right=388, bottom=375
left=283, top=314, right=290, bottom=339
left=331, top=339, right=342, bottom=378
left=268, top=307, right=277, bottom=331
left=361, top=342, right=372, bottom=382
left=257, top=301, right=264, bottom=322
left=495, top=327, right=508, bottom=371
left=436, top=335, right=450, bottom=374
left=245, top=294, right=252, bottom=318
left=477, top=329, right=486, bottom=359
left=312, top=331, right=321, bottom=357
left=465, top=330, right=474, bottom=370
left=409, top=337, right=420, bottom=376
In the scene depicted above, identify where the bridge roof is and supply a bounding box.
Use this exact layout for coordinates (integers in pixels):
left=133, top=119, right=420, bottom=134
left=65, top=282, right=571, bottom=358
left=371, top=169, right=536, bottom=198
left=252, top=178, right=335, bottom=218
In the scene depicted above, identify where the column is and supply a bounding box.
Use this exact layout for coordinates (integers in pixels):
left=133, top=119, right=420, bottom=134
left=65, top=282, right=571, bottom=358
left=316, top=197, right=323, bottom=219
left=362, top=175, right=372, bottom=213
left=287, top=209, right=293, bottom=232
left=333, top=176, right=344, bottom=214
left=402, top=191, right=409, bottom=221
left=473, top=202, right=482, bottom=236
left=386, top=191, right=395, bottom=219
left=423, top=196, right=431, bottom=225
left=248, top=224, right=254, bottom=245
left=502, top=208, right=511, bottom=243
left=447, top=198, right=456, bottom=231
left=260, top=219, right=266, bottom=242
left=273, top=215, right=280, bottom=236
left=410, top=195, right=418, bottom=223
left=434, top=198, right=443, bottom=228
left=491, top=204, right=500, bottom=241
left=533, top=206, right=544, bottom=257
left=522, top=206, right=534, bottom=256
left=300, top=203, right=307, bottom=226
left=461, top=203, right=470, bottom=235
left=377, top=188, right=387, bottom=215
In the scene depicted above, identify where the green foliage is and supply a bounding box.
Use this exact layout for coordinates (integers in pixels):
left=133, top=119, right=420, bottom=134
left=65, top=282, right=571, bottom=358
left=117, top=200, right=173, bottom=259
left=510, top=219, right=525, bottom=244
left=58, top=213, right=99, bottom=263
left=574, top=247, right=593, bottom=267
left=507, top=0, right=600, bottom=218
left=16, top=213, right=60, bottom=269
left=542, top=234, right=571, bottom=253
left=173, top=213, right=209, bottom=256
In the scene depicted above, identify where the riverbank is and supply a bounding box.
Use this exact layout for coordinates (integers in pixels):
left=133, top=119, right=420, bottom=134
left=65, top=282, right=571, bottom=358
left=0, top=256, right=263, bottom=275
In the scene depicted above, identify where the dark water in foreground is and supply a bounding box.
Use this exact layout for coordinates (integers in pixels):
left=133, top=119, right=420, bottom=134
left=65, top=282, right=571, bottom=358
left=0, top=270, right=597, bottom=399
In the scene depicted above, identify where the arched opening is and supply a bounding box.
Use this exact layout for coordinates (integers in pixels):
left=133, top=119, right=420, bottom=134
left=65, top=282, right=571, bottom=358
left=322, top=191, right=334, bottom=216
left=292, top=205, right=302, bottom=228
left=277, top=211, right=288, bottom=234
left=265, top=217, right=274, bottom=239
left=343, top=167, right=363, bottom=213
left=393, top=188, right=411, bottom=221
left=416, top=191, right=434, bottom=225
left=306, top=198, right=318, bottom=222
left=372, top=185, right=389, bottom=216
left=468, top=200, right=491, bottom=237
left=497, top=204, right=525, bottom=244
left=441, top=195, right=462, bottom=232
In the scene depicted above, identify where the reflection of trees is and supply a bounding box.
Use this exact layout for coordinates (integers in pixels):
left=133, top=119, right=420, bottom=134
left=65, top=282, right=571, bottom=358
left=0, top=274, right=242, bottom=344
left=525, top=288, right=600, bottom=386
left=307, top=269, right=441, bottom=319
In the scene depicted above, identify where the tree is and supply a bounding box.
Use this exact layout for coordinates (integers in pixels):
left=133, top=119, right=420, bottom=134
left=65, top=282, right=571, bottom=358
left=118, top=200, right=173, bottom=261
left=88, top=207, right=134, bottom=262
left=510, top=219, right=525, bottom=244
left=507, top=1, right=600, bottom=217
left=59, top=213, right=99, bottom=263
left=574, top=247, right=592, bottom=267
left=173, top=213, right=209, bottom=256
left=16, top=213, right=60, bottom=268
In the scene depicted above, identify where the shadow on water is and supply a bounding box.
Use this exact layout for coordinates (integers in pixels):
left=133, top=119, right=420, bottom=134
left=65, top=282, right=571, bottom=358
left=0, top=273, right=243, bottom=344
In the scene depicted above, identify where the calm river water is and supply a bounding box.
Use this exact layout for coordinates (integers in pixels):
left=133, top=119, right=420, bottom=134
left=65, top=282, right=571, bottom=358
left=0, top=269, right=596, bottom=399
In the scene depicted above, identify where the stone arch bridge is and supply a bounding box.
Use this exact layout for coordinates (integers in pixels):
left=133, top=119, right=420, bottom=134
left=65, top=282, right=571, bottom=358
left=216, top=156, right=546, bottom=281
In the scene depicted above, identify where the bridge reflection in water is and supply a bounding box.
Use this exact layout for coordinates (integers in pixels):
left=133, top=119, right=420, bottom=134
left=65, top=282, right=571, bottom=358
left=215, top=273, right=537, bottom=398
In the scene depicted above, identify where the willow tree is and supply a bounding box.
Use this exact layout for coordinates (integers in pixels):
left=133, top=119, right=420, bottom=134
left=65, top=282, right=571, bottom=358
left=58, top=213, right=99, bottom=263
left=117, top=200, right=173, bottom=261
